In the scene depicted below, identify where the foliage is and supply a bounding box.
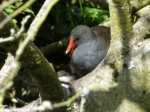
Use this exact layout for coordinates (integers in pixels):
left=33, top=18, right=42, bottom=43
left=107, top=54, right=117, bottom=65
left=36, top=3, right=109, bottom=46
left=1, top=1, right=110, bottom=76
left=30, top=2, right=109, bottom=71
left=3, top=1, right=109, bottom=46
left=1, top=0, right=110, bottom=108
left=4, top=0, right=34, bottom=15
left=4, top=0, right=34, bottom=24
left=80, top=6, right=109, bottom=26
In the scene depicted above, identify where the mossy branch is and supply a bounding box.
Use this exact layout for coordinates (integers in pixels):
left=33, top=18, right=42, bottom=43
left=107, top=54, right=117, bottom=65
left=0, top=0, right=64, bottom=103
left=71, top=1, right=150, bottom=111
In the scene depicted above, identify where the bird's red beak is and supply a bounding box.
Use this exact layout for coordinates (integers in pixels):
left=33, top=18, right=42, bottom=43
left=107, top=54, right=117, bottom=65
left=66, top=36, right=75, bottom=54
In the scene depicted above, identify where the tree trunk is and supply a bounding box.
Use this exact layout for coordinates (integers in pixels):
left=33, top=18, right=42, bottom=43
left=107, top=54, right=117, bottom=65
left=0, top=0, right=150, bottom=112
left=71, top=1, right=150, bottom=112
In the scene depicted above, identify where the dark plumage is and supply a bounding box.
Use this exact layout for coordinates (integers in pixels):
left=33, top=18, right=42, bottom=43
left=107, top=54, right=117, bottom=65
left=66, top=25, right=111, bottom=77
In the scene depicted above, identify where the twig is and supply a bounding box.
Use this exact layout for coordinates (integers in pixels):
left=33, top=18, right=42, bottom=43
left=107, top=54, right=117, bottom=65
left=5, top=92, right=28, bottom=106
left=0, top=0, right=35, bottom=29
left=80, top=95, right=85, bottom=112
left=0, top=15, right=30, bottom=108
left=53, top=92, right=81, bottom=108
left=0, top=36, right=14, bottom=43
left=17, top=15, right=31, bottom=38
left=16, top=0, right=59, bottom=61
left=0, top=15, right=30, bottom=44
left=0, top=0, right=18, bottom=12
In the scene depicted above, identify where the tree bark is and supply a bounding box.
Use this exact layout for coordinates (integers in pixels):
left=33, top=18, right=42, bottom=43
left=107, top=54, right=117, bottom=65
left=1, top=0, right=150, bottom=112
left=71, top=1, right=150, bottom=112
left=0, top=11, right=64, bottom=103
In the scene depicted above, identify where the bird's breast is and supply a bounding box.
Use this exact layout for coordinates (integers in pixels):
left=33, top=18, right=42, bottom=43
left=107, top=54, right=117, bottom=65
left=71, top=42, right=107, bottom=76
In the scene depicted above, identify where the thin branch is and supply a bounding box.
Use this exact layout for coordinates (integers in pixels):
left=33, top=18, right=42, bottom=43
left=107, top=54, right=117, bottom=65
left=16, top=0, right=59, bottom=61
left=0, top=15, right=30, bottom=108
left=0, top=36, right=14, bottom=43
left=0, top=0, right=64, bottom=102
left=0, top=15, right=30, bottom=44
left=0, top=53, right=20, bottom=107
left=0, top=0, right=35, bottom=29
left=0, top=0, right=18, bottom=12
left=1, top=92, right=80, bottom=111
left=39, top=37, right=69, bottom=56
left=53, top=92, right=81, bottom=108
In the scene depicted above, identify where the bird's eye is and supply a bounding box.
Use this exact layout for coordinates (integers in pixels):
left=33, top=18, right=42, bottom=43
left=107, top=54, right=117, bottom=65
left=75, top=38, right=79, bottom=41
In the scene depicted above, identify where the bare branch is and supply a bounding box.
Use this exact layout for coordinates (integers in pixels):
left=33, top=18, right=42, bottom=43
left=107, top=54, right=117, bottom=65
left=133, top=11, right=150, bottom=42
left=16, top=0, right=59, bottom=61
left=0, top=53, right=20, bottom=105
left=0, top=0, right=36, bottom=29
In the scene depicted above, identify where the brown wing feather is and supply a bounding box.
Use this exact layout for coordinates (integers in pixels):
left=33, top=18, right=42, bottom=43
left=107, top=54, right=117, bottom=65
left=91, top=26, right=111, bottom=49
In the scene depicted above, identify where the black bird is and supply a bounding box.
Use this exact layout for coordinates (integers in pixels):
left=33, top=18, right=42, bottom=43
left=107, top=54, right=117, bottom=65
left=66, top=25, right=111, bottom=77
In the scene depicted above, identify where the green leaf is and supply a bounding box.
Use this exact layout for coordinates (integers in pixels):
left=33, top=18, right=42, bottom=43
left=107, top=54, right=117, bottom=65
left=82, top=7, right=109, bottom=26
left=4, top=7, right=15, bottom=14
left=24, top=8, right=35, bottom=16
left=12, top=19, right=17, bottom=24
left=4, top=5, right=16, bottom=14
left=15, top=1, right=23, bottom=8
left=6, top=5, right=16, bottom=9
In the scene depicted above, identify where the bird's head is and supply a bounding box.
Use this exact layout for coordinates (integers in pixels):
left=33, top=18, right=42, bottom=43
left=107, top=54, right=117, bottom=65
left=66, top=25, right=95, bottom=54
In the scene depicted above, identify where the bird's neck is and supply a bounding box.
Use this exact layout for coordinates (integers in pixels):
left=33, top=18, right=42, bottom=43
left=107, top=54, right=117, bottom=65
left=81, top=31, right=97, bottom=44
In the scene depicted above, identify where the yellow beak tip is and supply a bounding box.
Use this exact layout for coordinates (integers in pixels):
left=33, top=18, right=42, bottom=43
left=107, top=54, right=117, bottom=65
left=65, top=50, right=69, bottom=54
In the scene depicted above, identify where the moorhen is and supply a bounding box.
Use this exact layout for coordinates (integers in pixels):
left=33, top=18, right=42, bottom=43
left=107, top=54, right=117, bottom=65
left=66, top=25, right=111, bottom=77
